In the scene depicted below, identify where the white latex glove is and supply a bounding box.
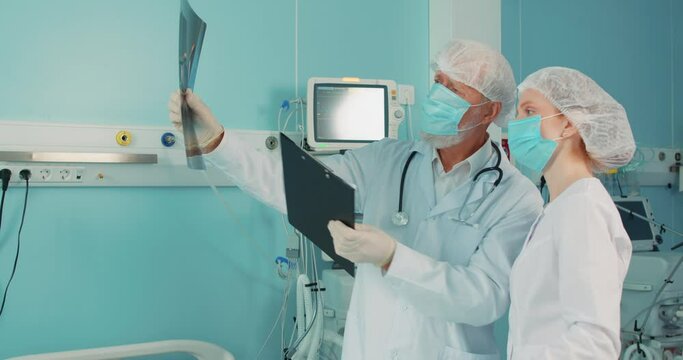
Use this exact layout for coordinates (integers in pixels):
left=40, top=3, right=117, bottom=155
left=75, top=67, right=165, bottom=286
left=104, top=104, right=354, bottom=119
left=168, top=89, right=224, bottom=152
left=327, top=221, right=397, bottom=267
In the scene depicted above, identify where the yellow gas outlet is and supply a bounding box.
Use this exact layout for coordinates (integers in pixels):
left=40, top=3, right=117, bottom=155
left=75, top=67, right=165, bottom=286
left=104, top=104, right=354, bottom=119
left=116, top=130, right=132, bottom=146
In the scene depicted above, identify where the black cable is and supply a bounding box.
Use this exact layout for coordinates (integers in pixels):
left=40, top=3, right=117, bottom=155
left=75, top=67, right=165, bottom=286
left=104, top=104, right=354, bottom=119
left=0, top=176, right=29, bottom=318
left=0, top=173, right=9, bottom=315
left=616, top=173, right=625, bottom=198
left=0, top=190, right=6, bottom=233
left=0, top=169, right=10, bottom=192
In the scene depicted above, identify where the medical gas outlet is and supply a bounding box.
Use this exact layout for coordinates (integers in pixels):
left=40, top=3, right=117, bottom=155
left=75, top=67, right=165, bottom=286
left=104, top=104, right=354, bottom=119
left=116, top=130, right=133, bottom=146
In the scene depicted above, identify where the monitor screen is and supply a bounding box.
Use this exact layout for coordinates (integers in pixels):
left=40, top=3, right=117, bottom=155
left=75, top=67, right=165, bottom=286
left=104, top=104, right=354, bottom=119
left=314, top=84, right=388, bottom=142
left=615, top=199, right=654, bottom=242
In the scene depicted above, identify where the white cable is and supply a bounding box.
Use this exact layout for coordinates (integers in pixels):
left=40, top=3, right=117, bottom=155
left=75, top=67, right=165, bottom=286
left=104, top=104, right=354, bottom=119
left=202, top=171, right=272, bottom=262
left=296, top=274, right=313, bottom=339
left=286, top=243, right=304, bottom=352
left=307, top=242, right=324, bottom=360
left=287, top=314, right=299, bottom=349
left=286, top=262, right=303, bottom=351
left=277, top=107, right=284, bottom=132
left=205, top=168, right=298, bottom=357
left=255, top=269, right=293, bottom=359
left=293, top=243, right=322, bottom=360
left=298, top=100, right=306, bottom=147
left=281, top=260, right=297, bottom=352
left=294, top=100, right=304, bottom=133
left=306, top=291, right=324, bottom=360
left=282, top=108, right=297, bottom=132
left=289, top=240, right=325, bottom=359
left=281, top=214, right=291, bottom=236
left=294, top=246, right=316, bottom=359
left=300, top=243, right=316, bottom=358
left=670, top=0, right=675, bottom=149
left=298, top=231, right=306, bottom=276
left=406, top=104, right=414, bottom=141
left=293, top=274, right=314, bottom=359
left=294, top=0, right=299, bottom=99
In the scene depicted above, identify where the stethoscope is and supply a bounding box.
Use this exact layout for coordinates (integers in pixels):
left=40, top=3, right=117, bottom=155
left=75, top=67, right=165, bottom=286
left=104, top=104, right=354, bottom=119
left=391, top=141, right=504, bottom=227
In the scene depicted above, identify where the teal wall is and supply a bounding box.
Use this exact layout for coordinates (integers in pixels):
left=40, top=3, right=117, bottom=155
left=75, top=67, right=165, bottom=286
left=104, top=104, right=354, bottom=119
left=0, top=1, right=428, bottom=358
left=500, top=0, right=683, bottom=356
left=503, top=0, right=682, bottom=249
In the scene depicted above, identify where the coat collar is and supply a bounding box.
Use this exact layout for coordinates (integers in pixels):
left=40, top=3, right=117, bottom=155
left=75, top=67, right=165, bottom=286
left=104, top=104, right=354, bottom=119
left=427, top=141, right=512, bottom=218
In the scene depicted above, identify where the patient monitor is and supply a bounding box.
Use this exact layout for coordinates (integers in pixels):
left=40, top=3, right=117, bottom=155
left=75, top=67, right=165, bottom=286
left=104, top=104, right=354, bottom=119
left=306, top=77, right=404, bottom=152
left=613, top=196, right=659, bottom=252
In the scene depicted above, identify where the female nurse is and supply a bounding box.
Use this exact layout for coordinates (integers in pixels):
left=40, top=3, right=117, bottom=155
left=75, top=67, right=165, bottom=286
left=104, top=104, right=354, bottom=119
left=506, top=67, right=635, bottom=359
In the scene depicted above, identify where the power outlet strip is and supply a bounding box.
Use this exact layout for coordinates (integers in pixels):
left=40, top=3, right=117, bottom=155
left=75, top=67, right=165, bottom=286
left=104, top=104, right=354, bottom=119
left=0, top=121, right=301, bottom=187
left=2, top=166, right=85, bottom=184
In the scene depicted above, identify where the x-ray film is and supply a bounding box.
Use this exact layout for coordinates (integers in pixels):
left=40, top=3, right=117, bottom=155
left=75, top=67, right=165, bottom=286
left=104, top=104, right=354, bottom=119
left=179, top=0, right=207, bottom=169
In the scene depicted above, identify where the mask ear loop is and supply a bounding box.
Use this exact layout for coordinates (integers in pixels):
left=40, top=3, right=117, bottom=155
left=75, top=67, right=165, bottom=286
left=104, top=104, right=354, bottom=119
left=540, top=113, right=567, bottom=141
left=457, top=120, right=487, bottom=133
left=556, top=116, right=579, bottom=141
left=470, top=99, right=491, bottom=108
left=456, top=99, right=495, bottom=132
left=540, top=112, right=563, bottom=121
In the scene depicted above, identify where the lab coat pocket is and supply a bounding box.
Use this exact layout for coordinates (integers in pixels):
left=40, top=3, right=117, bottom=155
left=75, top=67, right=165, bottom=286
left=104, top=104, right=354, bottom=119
left=441, top=222, right=484, bottom=265
left=439, top=346, right=499, bottom=360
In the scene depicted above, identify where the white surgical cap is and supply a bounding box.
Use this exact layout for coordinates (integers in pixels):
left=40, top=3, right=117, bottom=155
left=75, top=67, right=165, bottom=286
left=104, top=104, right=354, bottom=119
left=433, top=39, right=516, bottom=127
left=518, top=66, right=636, bottom=170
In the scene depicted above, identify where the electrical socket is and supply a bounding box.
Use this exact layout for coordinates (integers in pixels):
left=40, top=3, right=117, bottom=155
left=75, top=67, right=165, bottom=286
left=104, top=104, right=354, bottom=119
left=58, top=169, right=71, bottom=181
left=398, top=84, right=415, bottom=105
left=39, top=168, right=51, bottom=181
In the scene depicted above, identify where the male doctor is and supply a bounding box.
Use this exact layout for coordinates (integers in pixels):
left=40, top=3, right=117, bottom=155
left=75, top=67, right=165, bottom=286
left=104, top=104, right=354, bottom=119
left=168, top=39, right=543, bottom=359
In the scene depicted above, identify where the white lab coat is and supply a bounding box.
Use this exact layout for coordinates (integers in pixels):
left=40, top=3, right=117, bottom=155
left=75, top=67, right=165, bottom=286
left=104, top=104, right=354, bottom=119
left=507, top=178, right=631, bottom=359
left=206, top=133, right=543, bottom=360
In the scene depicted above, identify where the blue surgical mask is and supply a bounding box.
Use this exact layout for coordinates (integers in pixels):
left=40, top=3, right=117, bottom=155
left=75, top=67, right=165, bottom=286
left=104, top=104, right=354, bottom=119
left=507, top=113, right=562, bottom=174
left=421, top=83, right=488, bottom=136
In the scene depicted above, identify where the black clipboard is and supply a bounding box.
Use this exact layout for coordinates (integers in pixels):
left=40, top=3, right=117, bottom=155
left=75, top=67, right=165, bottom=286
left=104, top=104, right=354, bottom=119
left=280, top=133, right=355, bottom=276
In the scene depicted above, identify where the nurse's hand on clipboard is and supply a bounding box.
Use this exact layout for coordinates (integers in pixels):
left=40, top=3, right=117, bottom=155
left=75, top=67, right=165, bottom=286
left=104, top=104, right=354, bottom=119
left=327, top=221, right=397, bottom=269
left=168, top=89, right=224, bottom=155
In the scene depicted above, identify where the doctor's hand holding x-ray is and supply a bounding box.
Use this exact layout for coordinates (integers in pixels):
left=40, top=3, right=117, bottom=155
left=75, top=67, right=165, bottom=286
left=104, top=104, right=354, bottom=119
left=168, top=89, right=224, bottom=154
left=168, top=39, right=543, bottom=360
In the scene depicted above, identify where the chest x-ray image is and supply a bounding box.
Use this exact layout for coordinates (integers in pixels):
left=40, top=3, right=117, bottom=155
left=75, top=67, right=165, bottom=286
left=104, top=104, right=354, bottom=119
left=179, top=0, right=207, bottom=169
